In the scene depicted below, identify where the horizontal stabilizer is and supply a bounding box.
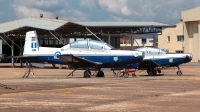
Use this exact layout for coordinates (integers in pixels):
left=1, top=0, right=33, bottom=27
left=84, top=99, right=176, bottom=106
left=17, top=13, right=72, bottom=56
left=7, top=56, right=39, bottom=58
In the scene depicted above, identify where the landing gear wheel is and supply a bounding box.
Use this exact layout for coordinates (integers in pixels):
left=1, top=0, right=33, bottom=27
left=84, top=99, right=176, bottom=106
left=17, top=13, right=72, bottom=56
left=84, top=70, right=91, bottom=78
left=96, top=71, right=104, bottom=77
left=148, top=70, right=157, bottom=76
left=123, top=72, right=129, bottom=78
left=177, top=71, right=182, bottom=76
left=158, top=70, right=161, bottom=74
left=148, top=71, right=153, bottom=76
left=147, top=69, right=150, bottom=75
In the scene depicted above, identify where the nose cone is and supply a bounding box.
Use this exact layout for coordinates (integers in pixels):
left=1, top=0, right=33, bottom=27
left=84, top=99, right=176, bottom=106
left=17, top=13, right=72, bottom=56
left=189, top=54, right=192, bottom=60
left=186, top=54, right=192, bottom=61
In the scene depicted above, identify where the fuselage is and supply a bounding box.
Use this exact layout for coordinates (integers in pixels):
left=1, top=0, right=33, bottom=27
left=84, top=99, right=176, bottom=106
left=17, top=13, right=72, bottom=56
left=24, top=47, right=144, bottom=68
left=23, top=38, right=144, bottom=68
left=132, top=48, right=192, bottom=69
left=143, top=53, right=192, bottom=66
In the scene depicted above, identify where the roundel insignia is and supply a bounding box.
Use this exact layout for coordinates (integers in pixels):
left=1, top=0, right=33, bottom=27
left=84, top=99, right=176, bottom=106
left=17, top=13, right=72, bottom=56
left=54, top=51, right=61, bottom=59
left=134, top=53, right=138, bottom=57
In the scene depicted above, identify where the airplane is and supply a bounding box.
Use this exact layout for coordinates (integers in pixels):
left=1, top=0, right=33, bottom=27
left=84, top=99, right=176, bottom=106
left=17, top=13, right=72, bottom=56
left=14, top=31, right=145, bottom=78
left=129, top=47, right=192, bottom=76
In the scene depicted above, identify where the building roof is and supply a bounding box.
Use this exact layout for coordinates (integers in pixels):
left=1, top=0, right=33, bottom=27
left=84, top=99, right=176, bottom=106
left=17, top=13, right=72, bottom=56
left=0, top=17, right=176, bottom=36
left=75, top=21, right=173, bottom=27
left=0, top=17, right=68, bottom=34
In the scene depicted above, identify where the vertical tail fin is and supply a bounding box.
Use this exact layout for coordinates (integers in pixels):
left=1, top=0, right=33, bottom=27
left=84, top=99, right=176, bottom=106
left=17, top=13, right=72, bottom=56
left=23, top=31, right=39, bottom=55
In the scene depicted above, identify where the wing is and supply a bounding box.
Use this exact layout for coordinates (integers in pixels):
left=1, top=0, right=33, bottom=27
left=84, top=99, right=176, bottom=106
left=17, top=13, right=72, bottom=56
left=138, top=59, right=161, bottom=69
left=58, top=54, right=102, bottom=69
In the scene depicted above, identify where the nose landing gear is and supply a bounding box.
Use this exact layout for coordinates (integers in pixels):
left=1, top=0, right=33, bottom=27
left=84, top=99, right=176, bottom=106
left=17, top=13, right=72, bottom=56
left=177, top=66, right=182, bottom=76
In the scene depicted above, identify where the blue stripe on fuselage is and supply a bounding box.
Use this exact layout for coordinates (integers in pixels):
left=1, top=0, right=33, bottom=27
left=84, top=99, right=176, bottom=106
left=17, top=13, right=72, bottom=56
left=22, top=55, right=142, bottom=68
left=131, top=57, right=192, bottom=68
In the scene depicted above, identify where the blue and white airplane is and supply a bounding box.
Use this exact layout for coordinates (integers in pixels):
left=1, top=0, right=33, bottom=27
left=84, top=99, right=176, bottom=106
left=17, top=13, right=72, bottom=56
left=18, top=31, right=144, bottom=78
left=130, top=47, right=192, bottom=76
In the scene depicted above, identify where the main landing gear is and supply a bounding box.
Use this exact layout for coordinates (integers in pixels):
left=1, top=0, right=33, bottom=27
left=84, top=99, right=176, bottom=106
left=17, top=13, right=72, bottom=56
left=147, top=68, right=161, bottom=76
left=67, top=69, right=105, bottom=78
left=83, top=70, right=105, bottom=77
left=83, top=70, right=91, bottom=78
left=96, top=70, right=105, bottom=77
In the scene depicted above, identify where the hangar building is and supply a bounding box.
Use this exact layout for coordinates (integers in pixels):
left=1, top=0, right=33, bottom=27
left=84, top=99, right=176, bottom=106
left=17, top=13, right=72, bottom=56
left=0, top=16, right=175, bottom=66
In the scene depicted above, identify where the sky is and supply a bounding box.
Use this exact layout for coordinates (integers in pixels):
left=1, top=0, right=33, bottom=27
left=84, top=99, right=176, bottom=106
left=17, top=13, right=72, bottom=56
left=0, top=0, right=200, bottom=24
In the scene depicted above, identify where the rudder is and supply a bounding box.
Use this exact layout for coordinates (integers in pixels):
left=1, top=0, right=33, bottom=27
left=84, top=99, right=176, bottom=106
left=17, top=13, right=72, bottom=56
left=23, top=31, right=39, bottom=55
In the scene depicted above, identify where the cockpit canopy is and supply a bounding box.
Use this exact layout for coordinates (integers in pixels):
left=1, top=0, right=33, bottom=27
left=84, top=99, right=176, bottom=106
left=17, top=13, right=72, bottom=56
left=61, top=39, right=115, bottom=50
left=135, top=47, right=168, bottom=54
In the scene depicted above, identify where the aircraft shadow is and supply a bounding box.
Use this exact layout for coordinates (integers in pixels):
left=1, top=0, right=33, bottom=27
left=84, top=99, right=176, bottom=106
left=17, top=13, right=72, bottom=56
left=139, top=74, right=165, bottom=77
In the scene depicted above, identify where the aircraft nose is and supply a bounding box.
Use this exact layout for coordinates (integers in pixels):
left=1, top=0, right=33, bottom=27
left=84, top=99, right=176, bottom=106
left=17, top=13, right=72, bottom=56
left=186, top=54, right=192, bottom=60
left=190, top=54, right=193, bottom=60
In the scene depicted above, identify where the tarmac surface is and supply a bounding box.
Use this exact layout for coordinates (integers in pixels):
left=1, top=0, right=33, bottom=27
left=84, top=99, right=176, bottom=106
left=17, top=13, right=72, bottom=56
left=0, top=63, right=200, bottom=112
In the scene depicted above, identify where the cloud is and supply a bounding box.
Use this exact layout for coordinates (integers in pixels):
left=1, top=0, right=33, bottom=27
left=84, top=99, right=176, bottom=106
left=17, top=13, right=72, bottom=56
left=79, top=0, right=97, bottom=9
left=10, top=0, right=88, bottom=21
left=110, top=15, right=129, bottom=22
left=59, top=9, right=88, bottom=21
left=10, top=0, right=69, bottom=18
left=8, top=0, right=200, bottom=24
left=98, top=0, right=132, bottom=16
left=14, top=0, right=68, bottom=8
left=95, top=0, right=199, bottom=23
left=11, top=4, right=53, bottom=18
left=0, top=11, right=4, bottom=15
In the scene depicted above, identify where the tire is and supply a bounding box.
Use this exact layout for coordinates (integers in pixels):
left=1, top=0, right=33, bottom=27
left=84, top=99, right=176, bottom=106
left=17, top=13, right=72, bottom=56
left=153, top=70, right=157, bottom=76
left=84, top=70, right=91, bottom=78
left=147, top=69, right=150, bottom=75
left=158, top=70, right=161, bottom=74
left=97, top=71, right=104, bottom=77
left=177, top=71, right=182, bottom=76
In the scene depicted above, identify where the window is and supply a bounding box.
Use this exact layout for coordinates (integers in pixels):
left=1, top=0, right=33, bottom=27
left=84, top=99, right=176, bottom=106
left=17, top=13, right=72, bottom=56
left=48, top=37, right=54, bottom=45
left=70, top=40, right=88, bottom=48
left=90, top=41, right=104, bottom=49
left=167, top=36, right=170, bottom=42
left=177, top=35, right=184, bottom=42
left=77, top=40, right=88, bottom=48
left=176, top=50, right=183, bottom=53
